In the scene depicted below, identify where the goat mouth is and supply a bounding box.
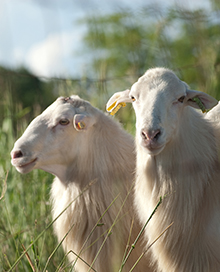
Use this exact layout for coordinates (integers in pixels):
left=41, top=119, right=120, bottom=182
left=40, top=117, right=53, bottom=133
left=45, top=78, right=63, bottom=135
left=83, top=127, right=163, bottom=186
left=12, top=158, right=38, bottom=173
left=141, top=142, right=165, bottom=155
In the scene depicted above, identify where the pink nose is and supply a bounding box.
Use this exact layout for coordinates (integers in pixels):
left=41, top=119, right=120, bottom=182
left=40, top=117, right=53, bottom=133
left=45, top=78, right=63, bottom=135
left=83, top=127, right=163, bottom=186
left=141, top=129, right=161, bottom=141
left=11, top=150, right=23, bottom=159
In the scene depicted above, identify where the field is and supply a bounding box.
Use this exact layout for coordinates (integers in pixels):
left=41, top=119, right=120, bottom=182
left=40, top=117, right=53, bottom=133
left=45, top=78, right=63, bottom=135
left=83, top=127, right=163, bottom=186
left=1, top=3, right=220, bottom=270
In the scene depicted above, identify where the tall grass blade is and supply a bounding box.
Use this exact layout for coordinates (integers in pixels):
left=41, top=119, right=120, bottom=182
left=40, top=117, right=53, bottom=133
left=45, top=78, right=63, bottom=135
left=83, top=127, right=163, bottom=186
left=71, top=193, right=120, bottom=270
left=128, top=222, right=174, bottom=272
left=0, top=171, right=8, bottom=201
left=22, top=244, right=36, bottom=272
left=119, top=196, right=163, bottom=272
left=87, top=183, right=135, bottom=272
left=43, top=223, right=76, bottom=272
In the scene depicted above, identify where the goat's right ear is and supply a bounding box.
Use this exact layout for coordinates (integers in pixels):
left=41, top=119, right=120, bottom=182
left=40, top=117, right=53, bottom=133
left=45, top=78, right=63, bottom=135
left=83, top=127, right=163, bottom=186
left=73, top=114, right=96, bottom=131
left=106, top=89, right=132, bottom=113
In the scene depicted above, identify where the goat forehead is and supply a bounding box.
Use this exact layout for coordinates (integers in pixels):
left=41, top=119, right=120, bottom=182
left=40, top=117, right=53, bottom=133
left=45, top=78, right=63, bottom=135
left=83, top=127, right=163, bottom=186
left=133, top=82, right=170, bottom=106
left=133, top=71, right=185, bottom=104
left=53, top=103, right=75, bottom=116
left=40, top=104, right=69, bottom=120
left=143, top=67, right=179, bottom=82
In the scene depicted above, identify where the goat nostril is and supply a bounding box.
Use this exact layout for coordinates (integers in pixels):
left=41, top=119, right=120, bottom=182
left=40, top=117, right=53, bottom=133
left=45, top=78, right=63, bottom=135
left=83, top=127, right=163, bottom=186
left=141, top=129, right=161, bottom=141
left=12, top=150, right=23, bottom=159
left=154, top=130, right=161, bottom=140
left=142, top=131, right=147, bottom=140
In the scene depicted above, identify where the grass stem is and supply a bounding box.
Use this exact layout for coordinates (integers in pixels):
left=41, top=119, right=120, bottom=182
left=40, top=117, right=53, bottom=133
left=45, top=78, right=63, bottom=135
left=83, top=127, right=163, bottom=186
left=119, top=196, right=162, bottom=272
left=129, top=222, right=174, bottom=272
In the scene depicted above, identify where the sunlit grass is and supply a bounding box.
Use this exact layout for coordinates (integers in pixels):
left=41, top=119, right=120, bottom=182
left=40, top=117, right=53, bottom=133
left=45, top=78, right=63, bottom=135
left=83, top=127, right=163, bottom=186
left=0, top=168, right=67, bottom=272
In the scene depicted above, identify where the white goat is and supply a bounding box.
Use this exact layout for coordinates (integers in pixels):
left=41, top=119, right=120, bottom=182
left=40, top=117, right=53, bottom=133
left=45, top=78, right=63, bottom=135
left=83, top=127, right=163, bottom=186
left=106, top=68, right=220, bottom=272
left=11, top=95, right=152, bottom=272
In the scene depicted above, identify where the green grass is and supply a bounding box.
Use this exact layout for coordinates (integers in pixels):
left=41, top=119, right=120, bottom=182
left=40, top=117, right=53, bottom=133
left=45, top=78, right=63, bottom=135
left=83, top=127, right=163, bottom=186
left=0, top=169, right=69, bottom=272
left=0, top=115, right=68, bottom=272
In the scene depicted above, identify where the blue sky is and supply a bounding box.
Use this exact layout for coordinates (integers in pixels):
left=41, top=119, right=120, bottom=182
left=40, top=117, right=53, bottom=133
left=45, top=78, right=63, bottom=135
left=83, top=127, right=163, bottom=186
left=0, top=0, right=212, bottom=78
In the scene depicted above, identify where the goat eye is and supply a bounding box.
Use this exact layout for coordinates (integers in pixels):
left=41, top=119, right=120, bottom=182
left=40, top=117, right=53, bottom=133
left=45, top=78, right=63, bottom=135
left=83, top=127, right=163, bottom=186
left=131, top=96, right=136, bottom=102
left=59, top=119, right=70, bottom=126
left=178, top=96, right=185, bottom=103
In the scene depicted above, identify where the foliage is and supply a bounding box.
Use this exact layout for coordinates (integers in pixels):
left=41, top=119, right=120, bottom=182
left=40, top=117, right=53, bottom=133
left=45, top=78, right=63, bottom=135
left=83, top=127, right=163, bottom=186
left=82, top=5, right=220, bottom=100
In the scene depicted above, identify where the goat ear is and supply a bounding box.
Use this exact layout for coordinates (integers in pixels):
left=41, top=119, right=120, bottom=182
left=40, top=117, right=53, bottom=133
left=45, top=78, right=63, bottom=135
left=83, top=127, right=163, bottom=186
left=186, top=89, right=218, bottom=112
left=73, top=114, right=96, bottom=131
left=106, top=89, right=132, bottom=113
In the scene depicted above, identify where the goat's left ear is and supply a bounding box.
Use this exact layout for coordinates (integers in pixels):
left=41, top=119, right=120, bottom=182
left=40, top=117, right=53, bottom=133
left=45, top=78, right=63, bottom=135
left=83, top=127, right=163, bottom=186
left=73, top=114, right=96, bottom=131
left=186, top=89, right=218, bottom=111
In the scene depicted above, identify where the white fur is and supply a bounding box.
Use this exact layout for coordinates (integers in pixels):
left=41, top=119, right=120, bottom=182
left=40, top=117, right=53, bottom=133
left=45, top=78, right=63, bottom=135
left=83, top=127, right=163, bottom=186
left=206, top=101, right=220, bottom=124
left=107, top=68, right=220, bottom=272
left=11, top=95, right=152, bottom=272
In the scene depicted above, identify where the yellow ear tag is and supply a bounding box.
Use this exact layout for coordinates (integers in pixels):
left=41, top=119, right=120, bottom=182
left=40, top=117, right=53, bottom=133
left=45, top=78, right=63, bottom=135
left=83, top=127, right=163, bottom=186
left=107, top=101, right=117, bottom=112
left=77, top=121, right=86, bottom=129
left=107, top=102, right=126, bottom=116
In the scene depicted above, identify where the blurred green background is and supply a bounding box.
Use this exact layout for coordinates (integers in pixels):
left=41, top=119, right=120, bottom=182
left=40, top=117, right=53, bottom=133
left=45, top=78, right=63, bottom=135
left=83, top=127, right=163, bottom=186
left=1, top=1, right=220, bottom=271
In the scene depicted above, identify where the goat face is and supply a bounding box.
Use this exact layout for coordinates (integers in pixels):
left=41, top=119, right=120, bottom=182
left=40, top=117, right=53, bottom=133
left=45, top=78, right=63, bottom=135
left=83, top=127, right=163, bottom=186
left=11, top=95, right=96, bottom=180
left=106, top=68, right=217, bottom=156
left=130, top=69, right=188, bottom=155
